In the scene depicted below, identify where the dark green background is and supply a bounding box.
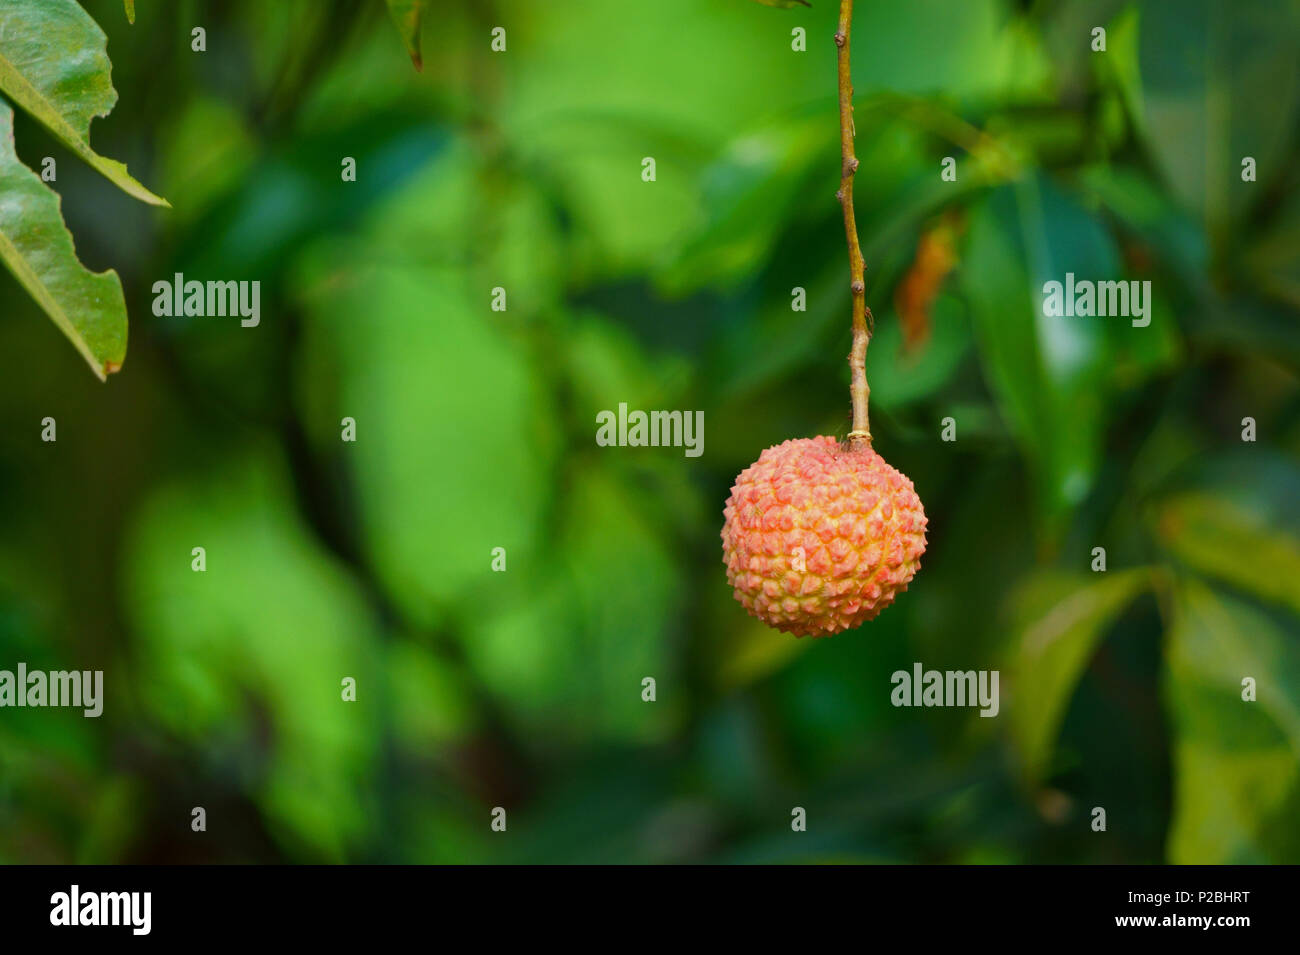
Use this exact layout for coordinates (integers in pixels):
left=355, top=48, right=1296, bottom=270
left=1, top=0, right=1298, bottom=863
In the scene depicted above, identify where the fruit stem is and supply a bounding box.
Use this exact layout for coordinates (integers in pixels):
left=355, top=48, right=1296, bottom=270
left=835, top=0, right=872, bottom=449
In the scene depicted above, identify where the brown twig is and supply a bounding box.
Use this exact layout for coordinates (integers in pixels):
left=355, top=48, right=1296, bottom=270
left=835, top=0, right=872, bottom=448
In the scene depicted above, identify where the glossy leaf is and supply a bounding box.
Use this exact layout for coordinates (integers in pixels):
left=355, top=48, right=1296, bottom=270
left=0, top=103, right=127, bottom=378
left=0, top=0, right=167, bottom=206
left=963, top=176, right=1129, bottom=533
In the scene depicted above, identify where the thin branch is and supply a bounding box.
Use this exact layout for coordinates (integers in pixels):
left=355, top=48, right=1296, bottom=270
left=835, top=0, right=872, bottom=448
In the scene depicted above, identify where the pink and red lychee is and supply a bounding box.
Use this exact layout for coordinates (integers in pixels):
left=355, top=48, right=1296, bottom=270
left=721, top=436, right=927, bottom=637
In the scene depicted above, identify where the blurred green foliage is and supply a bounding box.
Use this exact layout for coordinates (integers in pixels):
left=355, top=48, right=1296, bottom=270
left=1, top=0, right=1298, bottom=864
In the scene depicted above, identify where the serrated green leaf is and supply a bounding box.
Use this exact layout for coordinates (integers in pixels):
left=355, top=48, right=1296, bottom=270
left=0, top=0, right=167, bottom=206
left=124, top=0, right=135, bottom=25
left=384, top=0, right=428, bottom=71
left=0, top=103, right=127, bottom=379
left=1005, top=569, right=1151, bottom=782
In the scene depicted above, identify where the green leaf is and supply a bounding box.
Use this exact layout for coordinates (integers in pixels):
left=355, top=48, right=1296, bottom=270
left=659, top=114, right=829, bottom=295
left=124, top=452, right=384, bottom=860
left=1135, top=0, right=1300, bottom=229
left=1242, top=189, right=1300, bottom=309
left=388, top=638, right=474, bottom=748
left=297, top=260, right=560, bottom=626
left=867, top=294, right=972, bottom=412
left=1004, top=569, right=1151, bottom=782
left=124, top=0, right=135, bottom=25
left=714, top=613, right=810, bottom=692
left=0, top=0, right=167, bottom=206
left=1075, top=164, right=1207, bottom=286
left=465, top=465, right=683, bottom=744
left=962, top=176, right=1121, bottom=532
left=1153, top=452, right=1300, bottom=616
left=1164, top=578, right=1300, bottom=863
left=0, top=103, right=127, bottom=379
left=384, top=0, right=428, bottom=71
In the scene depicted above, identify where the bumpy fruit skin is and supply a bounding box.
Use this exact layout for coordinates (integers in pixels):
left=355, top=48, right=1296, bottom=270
left=721, top=436, right=927, bottom=636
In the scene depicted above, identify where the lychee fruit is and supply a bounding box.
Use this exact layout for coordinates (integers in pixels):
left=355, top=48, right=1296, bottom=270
left=721, top=435, right=927, bottom=636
